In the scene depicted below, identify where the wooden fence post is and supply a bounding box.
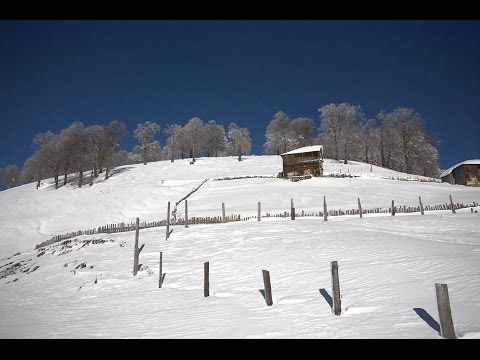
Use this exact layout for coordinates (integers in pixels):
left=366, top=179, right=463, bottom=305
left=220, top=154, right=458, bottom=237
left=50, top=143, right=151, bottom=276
left=419, top=196, right=424, bottom=215
left=185, top=200, right=189, bottom=228
left=222, top=202, right=226, bottom=223
left=435, top=283, right=456, bottom=339
left=291, top=198, right=295, bottom=220
left=204, top=261, right=210, bottom=297
left=324, top=196, right=328, bottom=222
left=449, top=195, right=456, bottom=214
left=258, top=201, right=261, bottom=221
left=358, top=198, right=363, bottom=218
left=133, top=217, right=139, bottom=276
left=262, top=270, right=273, bottom=306
left=331, top=261, right=341, bottom=315
left=166, top=201, right=171, bottom=240
left=391, top=200, right=395, bottom=216
left=159, top=251, right=163, bottom=288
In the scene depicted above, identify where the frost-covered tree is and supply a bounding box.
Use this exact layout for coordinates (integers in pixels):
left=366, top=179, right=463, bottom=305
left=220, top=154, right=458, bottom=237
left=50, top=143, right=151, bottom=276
left=205, top=120, right=227, bottom=157
left=134, top=121, right=161, bottom=165
left=290, top=117, right=316, bottom=147
left=150, top=140, right=162, bottom=162
left=184, top=117, right=206, bottom=162
left=227, top=122, right=252, bottom=161
left=31, top=131, right=63, bottom=188
left=0, top=165, right=21, bottom=189
left=264, top=111, right=298, bottom=155
left=102, top=121, right=127, bottom=179
left=164, top=123, right=182, bottom=162
left=318, top=103, right=363, bottom=162
left=22, top=152, right=47, bottom=188
left=359, top=119, right=377, bottom=164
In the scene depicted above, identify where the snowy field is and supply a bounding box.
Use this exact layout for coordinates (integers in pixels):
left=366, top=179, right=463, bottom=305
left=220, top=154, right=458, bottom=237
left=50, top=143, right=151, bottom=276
left=1, top=155, right=479, bottom=338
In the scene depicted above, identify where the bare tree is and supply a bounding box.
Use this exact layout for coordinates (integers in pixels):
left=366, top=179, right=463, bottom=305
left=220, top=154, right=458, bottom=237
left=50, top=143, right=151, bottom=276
left=22, top=152, right=46, bottom=188
left=359, top=119, right=377, bottom=164
left=319, top=103, right=363, bottom=163
left=103, top=121, right=127, bottom=179
left=134, top=121, right=161, bottom=165
left=290, top=117, right=316, bottom=147
left=205, top=120, right=227, bottom=157
left=264, top=111, right=297, bottom=155
left=227, top=123, right=252, bottom=161
left=164, top=123, right=182, bottom=162
left=57, top=122, right=84, bottom=186
left=1, top=165, right=21, bottom=189
left=184, top=117, right=206, bottom=162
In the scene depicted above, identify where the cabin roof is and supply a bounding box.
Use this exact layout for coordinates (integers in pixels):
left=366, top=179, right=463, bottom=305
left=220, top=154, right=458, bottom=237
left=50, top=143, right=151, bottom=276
left=281, top=145, right=323, bottom=156
left=439, top=159, right=480, bottom=178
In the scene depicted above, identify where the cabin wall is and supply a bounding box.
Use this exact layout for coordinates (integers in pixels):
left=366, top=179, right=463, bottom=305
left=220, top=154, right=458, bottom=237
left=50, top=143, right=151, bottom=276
left=441, top=164, right=480, bottom=186
left=281, top=150, right=323, bottom=177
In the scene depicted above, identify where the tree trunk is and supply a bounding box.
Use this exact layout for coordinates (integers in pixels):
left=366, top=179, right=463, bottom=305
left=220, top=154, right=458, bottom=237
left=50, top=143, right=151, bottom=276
left=94, top=163, right=98, bottom=177
left=36, top=170, right=41, bottom=189
left=54, top=174, right=59, bottom=189
left=78, top=169, right=83, bottom=187
left=143, top=146, right=147, bottom=165
left=104, top=167, right=109, bottom=180
left=238, top=146, right=242, bottom=161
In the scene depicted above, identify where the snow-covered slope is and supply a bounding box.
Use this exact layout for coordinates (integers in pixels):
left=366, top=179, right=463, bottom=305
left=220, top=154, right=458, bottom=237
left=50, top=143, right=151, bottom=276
left=1, top=156, right=480, bottom=338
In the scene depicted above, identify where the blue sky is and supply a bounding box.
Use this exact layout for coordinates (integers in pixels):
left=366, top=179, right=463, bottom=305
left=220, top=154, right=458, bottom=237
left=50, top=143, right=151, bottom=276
left=1, top=20, right=479, bottom=170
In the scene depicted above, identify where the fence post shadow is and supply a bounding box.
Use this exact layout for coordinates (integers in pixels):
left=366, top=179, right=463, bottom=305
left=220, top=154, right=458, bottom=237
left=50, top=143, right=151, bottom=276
left=259, top=289, right=266, bottom=300
left=319, top=288, right=333, bottom=310
left=413, top=308, right=440, bottom=335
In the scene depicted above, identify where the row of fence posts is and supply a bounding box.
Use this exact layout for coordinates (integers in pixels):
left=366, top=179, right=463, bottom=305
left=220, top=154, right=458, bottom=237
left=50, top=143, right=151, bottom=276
left=130, top=211, right=457, bottom=339
left=43, top=194, right=476, bottom=249
left=133, top=220, right=457, bottom=340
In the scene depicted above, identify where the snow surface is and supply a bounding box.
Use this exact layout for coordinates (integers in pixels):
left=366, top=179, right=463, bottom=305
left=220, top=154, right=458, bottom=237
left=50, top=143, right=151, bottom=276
left=439, top=159, right=480, bottom=178
left=1, top=155, right=480, bottom=338
left=281, top=145, right=323, bottom=155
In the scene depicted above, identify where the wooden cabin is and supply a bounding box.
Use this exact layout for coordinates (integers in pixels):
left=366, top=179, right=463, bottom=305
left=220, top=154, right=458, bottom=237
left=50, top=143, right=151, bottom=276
left=440, top=160, right=480, bottom=186
left=280, top=145, right=324, bottom=179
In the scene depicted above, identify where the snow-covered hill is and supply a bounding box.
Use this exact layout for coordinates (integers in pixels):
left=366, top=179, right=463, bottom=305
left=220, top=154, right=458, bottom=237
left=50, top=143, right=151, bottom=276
left=1, top=156, right=479, bottom=338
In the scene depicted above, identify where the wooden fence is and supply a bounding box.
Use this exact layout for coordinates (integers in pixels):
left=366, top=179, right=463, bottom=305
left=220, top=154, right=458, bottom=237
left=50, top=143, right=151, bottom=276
left=35, top=199, right=479, bottom=249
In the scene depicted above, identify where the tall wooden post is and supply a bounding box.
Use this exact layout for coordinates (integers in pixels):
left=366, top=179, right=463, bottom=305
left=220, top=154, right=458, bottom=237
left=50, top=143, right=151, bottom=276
left=133, top=217, right=139, bottom=276
left=358, top=198, right=363, bottom=218
left=185, top=200, right=188, bottom=228
left=435, top=283, right=456, bottom=339
left=419, top=196, right=424, bottom=215
left=222, top=202, right=226, bottom=223
left=323, top=196, right=328, bottom=221
left=262, top=270, right=273, bottom=306
left=166, top=202, right=171, bottom=240
left=258, top=202, right=261, bottom=221
left=449, top=195, right=456, bottom=214
left=159, top=251, right=163, bottom=288
left=204, top=261, right=210, bottom=297
left=291, top=198, right=295, bottom=220
left=331, top=261, right=341, bottom=315
left=391, top=200, right=395, bottom=216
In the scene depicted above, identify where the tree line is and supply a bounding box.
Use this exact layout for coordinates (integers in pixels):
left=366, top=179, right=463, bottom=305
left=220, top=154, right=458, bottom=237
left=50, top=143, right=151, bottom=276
left=0, top=118, right=251, bottom=190
left=263, top=103, right=439, bottom=177
left=0, top=103, right=440, bottom=190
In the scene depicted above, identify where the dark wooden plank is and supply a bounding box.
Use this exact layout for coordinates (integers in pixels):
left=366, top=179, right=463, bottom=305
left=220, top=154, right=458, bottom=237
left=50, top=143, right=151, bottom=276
left=133, top=217, right=139, bottom=276
left=435, top=283, right=456, bottom=339
left=204, top=261, right=210, bottom=297
left=331, top=261, right=341, bottom=315
left=166, top=202, right=171, bottom=240
left=262, top=270, right=273, bottom=306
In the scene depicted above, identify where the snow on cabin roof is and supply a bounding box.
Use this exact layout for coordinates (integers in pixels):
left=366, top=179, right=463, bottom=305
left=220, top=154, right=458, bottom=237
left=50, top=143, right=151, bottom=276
left=281, top=145, right=323, bottom=156
left=439, top=159, right=480, bottom=178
